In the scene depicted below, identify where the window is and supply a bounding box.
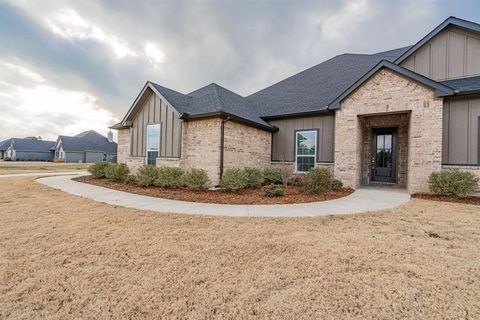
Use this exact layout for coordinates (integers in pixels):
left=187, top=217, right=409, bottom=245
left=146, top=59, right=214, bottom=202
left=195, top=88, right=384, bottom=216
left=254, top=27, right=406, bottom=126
left=295, top=130, right=317, bottom=172
left=146, top=123, right=161, bottom=165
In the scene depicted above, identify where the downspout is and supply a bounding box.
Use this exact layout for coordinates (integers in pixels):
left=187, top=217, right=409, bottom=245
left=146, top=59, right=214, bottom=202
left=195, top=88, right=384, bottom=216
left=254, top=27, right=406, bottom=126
left=219, top=116, right=230, bottom=183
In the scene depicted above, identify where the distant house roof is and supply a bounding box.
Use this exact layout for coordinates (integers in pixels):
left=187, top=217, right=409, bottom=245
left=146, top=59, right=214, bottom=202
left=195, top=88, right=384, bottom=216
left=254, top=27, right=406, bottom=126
left=0, top=138, right=13, bottom=151
left=58, top=131, right=117, bottom=154
left=10, top=137, right=55, bottom=152
left=440, top=76, right=480, bottom=96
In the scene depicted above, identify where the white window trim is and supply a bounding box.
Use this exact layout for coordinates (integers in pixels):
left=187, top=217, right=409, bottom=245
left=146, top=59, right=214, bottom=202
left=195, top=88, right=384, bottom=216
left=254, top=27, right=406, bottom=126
left=294, top=130, right=317, bottom=173
left=145, top=123, right=161, bottom=165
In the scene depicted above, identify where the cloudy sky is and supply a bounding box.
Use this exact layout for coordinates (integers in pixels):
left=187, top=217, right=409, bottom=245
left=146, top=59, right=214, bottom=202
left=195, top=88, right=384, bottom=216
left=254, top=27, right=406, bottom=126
left=1, top=0, right=479, bottom=141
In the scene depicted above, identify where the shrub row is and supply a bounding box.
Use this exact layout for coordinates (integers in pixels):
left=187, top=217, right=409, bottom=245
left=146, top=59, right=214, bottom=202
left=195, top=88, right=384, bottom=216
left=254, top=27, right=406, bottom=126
left=88, top=162, right=210, bottom=190
left=220, top=167, right=288, bottom=192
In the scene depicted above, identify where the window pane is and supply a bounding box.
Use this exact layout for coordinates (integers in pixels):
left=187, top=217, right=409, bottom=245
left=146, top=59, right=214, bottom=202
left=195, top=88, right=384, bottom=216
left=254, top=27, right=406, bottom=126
left=146, top=124, right=160, bottom=150
left=296, top=156, right=315, bottom=172
left=384, top=134, right=392, bottom=149
left=296, top=131, right=316, bottom=156
left=147, top=151, right=157, bottom=165
left=376, top=134, right=384, bottom=149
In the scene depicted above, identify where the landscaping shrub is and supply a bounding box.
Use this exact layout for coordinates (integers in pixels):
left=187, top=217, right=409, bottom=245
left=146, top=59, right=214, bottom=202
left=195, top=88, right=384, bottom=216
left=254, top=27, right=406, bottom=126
left=302, top=167, right=334, bottom=194
left=105, top=163, right=130, bottom=182
left=157, top=166, right=184, bottom=188
left=183, top=168, right=209, bottom=190
left=220, top=168, right=249, bottom=192
left=288, top=175, right=303, bottom=187
left=88, top=161, right=111, bottom=178
left=428, top=170, right=479, bottom=198
left=123, top=174, right=137, bottom=185
left=331, top=179, right=343, bottom=190
left=244, top=167, right=264, bottom=187
left=136, top=165, right=159, bottom=187
left=262, top=167, right=283, bottom=185
left=264, top=183, right=285, bottom=197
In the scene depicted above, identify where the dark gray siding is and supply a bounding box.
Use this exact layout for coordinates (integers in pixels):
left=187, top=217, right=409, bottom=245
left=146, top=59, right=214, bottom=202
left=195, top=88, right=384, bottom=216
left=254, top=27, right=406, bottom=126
left=443, top=96, right=480, bottom=164
left=269, top=114, right=335, bottom=162
left=130, top=89, right=182, bottom=158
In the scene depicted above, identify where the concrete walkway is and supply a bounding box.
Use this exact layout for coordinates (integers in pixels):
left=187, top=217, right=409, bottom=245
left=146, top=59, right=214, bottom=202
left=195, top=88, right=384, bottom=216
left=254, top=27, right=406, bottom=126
left=0, top=171, right=86, bottom=178
left=35, top=174, right=411, bottom=217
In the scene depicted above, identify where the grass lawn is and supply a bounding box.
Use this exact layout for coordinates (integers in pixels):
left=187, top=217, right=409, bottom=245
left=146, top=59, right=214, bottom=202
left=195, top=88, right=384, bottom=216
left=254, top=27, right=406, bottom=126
left=0, top=161, right=89, bottom=175
left=0, top=177, right=479, bottom=319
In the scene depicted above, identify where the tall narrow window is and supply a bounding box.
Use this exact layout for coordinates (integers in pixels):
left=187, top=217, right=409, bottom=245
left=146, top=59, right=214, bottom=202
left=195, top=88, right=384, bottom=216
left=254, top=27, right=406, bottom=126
left=146, top=123, right=161, bottom=165
left=295, top=130, right=317, bottom=173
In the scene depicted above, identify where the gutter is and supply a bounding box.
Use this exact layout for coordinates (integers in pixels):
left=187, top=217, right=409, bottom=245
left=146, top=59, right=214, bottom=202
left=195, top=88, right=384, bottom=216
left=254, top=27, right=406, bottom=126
left=219, top=116, right=230, bottom=182
left=180, top=111, right=278, bottom=132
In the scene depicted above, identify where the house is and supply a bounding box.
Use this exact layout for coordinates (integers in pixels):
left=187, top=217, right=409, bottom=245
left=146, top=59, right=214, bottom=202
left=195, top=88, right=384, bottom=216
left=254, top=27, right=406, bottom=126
left=2, top=137, right=55, bottom=161
left=112, top=16, right=480, bottom=193
left=53, top=130, right=117, bottom=163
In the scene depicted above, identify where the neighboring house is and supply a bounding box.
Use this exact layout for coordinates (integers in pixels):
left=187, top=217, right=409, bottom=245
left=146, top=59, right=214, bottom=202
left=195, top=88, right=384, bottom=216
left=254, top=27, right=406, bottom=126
left=112, top=17, right=480, bottom=192
left=53, top=130, right=117, bottom=163
left=3, top=137, right=55, bottom=161
left=0, top=138, right=13, bottom=159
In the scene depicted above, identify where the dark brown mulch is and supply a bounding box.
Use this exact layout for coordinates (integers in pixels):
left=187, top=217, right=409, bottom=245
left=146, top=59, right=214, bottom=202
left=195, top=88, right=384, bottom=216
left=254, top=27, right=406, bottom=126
left=74, top=176, right=354, bottom=205
left=412, top=193, right=480, bottom=205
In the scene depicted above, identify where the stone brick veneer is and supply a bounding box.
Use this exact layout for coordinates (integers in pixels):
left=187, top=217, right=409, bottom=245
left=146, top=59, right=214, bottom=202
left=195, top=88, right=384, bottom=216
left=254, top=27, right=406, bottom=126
left=335, top=68, right=444, bottom=193
left=360, top=113, right=409, bottom=187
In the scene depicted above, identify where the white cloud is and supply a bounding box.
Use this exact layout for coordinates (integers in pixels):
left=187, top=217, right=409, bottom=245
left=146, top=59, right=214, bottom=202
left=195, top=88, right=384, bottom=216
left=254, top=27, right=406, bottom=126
left=0, top=60, right=118, bottom=141
left=144, top=42, right=166, bottom=69
left=45, top=8, right=137, bottom=59
left=320, top=0, right=375, bottom=41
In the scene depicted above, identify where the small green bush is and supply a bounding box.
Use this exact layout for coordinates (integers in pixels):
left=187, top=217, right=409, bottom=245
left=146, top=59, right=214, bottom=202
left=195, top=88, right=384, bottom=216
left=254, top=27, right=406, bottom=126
left=157, top=166, right=184, bottom=188
left=302, top=167, right=334, bottom=194
left=136, top=165, right=159, bottom=187
left=184, top=168, right=209, bottom=190
left=264, top=184, right=285, bottom=197
left=123, top=174, right=137, bottom=185
left=220, top=168, right=249, bottom=192
left=331, top=179, right=343, bottom=190
left=105, top=163, right=130, bottom=182
left=262, top=167, right=283, bottom=185
left=244, top=167, right=264, bottom=187
left=428, top=170, right=479, bottom=198
left=88, top=161, right=111, bottom=178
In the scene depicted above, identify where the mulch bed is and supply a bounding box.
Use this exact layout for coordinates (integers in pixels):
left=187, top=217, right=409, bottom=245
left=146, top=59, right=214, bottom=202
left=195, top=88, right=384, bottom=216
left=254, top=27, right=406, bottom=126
left=74, top=175, right=354, bottom=205
left=412, top=193, right=480, bottom=205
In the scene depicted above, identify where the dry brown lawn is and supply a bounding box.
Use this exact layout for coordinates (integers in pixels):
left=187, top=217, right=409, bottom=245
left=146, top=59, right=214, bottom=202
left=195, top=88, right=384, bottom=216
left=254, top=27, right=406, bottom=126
left=0, top=161, right=89, bottom=175
left=0, top=177, right=479, bottom=319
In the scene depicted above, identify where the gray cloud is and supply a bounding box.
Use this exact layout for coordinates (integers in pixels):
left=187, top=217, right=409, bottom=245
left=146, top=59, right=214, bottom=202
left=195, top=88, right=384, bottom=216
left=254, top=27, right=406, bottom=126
left=1, top=0, right=479, bottom=141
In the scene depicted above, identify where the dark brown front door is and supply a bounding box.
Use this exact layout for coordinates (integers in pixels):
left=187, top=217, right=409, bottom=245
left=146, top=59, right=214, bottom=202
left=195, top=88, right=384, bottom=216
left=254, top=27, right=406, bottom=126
left=372, top=128, right=396, bottom=183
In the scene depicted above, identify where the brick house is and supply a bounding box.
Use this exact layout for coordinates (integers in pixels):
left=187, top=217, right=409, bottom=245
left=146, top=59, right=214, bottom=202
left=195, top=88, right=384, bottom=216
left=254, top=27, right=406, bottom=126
left=112, top=17, right=480, bottom=193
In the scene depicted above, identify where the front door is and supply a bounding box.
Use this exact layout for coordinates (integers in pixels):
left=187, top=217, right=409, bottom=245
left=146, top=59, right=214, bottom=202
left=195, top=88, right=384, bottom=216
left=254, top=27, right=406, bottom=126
left=371, top=128, right=396, bottom=183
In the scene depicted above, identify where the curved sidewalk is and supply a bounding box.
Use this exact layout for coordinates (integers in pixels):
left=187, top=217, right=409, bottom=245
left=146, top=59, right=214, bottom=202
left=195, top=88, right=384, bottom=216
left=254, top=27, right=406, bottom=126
left=36, top=174, right=411, bottom=217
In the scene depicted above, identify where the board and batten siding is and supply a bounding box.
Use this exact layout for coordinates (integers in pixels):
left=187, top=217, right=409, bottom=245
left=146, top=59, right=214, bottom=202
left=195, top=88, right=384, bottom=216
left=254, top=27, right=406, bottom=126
left=443, top=96, right=480, bottom=165
left=400, top=26, right=480, bottom=81
left=269, top=114, right=335, bottom=162
left=130, top=90, right=182, bottom=158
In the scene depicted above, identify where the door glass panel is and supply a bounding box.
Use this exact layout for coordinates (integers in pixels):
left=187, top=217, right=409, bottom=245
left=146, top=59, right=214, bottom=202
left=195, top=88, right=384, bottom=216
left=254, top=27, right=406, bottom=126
left=376, top=134, right=384, bottom=149
left=384, top=134, right=392, bottom=149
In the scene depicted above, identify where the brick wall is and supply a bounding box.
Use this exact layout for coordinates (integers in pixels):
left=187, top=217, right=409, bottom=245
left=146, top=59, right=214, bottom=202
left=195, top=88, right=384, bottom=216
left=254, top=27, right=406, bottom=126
left=223, top=121, right=271, bottom=171
left=117, top=128, right=130, bottom=164
left=335, top=68, right=444, bottom=193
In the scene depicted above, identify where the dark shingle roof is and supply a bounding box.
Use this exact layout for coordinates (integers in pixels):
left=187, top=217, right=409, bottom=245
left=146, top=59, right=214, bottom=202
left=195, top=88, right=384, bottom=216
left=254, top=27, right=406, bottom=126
left=59, top=131, right=117, bottom=153
left=10, top=138, right=55, bottom=152
left=440, top=76, right=480, bottom=95
left=247, top=46, right=411, bottom=117
left=149, top=82, right=193, bottom=114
